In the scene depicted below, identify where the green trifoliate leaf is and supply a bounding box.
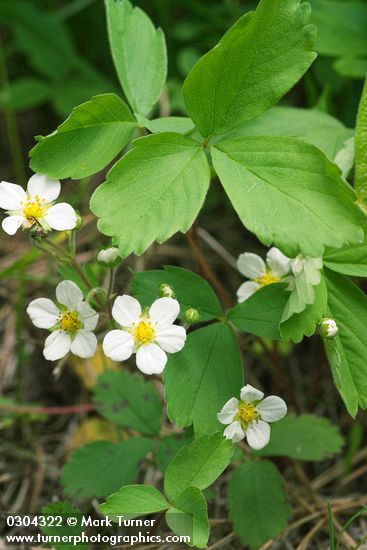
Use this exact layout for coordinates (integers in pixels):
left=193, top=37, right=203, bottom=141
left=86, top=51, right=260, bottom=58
left=164, top=433, right=233, bottom=501
left=183, top=0, right=316, bottom=137
left=30, top=94, right=135, bottom=179
left=324, top=269, right=367, bottom=416
left=280, top=277, right=328, bottom=343
left=100, top=485, right=169, bottom=519
left=135, top=114, right=195, bottom=135
left=93, top=370, right=162, bottom=436
left=212, top=137, right=364, bottom=258
left=41, top=502, right=86, bottom=550
left=166, top=487, right=209, bottom=549
left=229, top=461, right=291, bottom=549
left=105, top=0, right=167, bottom=116
left=324, top=228, right=367, bottom=277
left=61, top=439, right=153, bottom=499
left=132, top=265, right=222, bottom=322
left=90, top=133, right=210, bottom=257
left=218, top=106, right=353, bottom=161
left=310, top=0, right=367, bottom=57
left=164, top=323, right=243, bottom=434
left=228, top=283, right=289, bottom=340
left=256, top=415, right=344, bottom=460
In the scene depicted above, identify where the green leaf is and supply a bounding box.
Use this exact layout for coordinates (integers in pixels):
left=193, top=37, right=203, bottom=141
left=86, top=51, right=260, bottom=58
left=90, top=133, right=210, bottom=257
left=229, top=461, right=291, bottom=549
left=257, top=415, right=344, bottom=460
left=30, top=94, right=135, bottom=179
left=100, top=485, right=168, bottom=518
left=280, top=277, right=328, bottom=343
left=93, top=370, right=162, bottom=436
left=334, top=57, right=367, bottom=79
left=132, top=265, right=222, bottom=322
left=156, top=435, right=193, bottom=473
left=164, top=433, right=233, bottom=501
left=136, top=114, right=195, bottom=135
left=218, top=106, right=354, bottom=161
left=164, top=323, right=243, bottom=434
left=0, top=78, right=50, bottom=111
left=0, top=0, right=76, bottom=80
left=61, top=439, right=153, bottom=499
left=310, top=0, right=367, bottom=57
left=324, top=269, right=367, bottom=416
left=41, top=502, right=87, bottom=550
left=212, top=137, right=364, bottom=257
left=228, top=283, right=288, bottom=340
left=355, top=77, right=367, bottom=203
left=183, top=0, right=316, bottom=137
left=105, top=0, right=167, bottom=115
left=166, top=487, right=209, bottom=549
left=324, top=228, right=367, bottom=277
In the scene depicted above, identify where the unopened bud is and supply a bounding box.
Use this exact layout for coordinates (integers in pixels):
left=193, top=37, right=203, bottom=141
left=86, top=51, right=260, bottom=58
left=159, top=283, right=175, bottom=298
left=74, top=211, right=83, bottom=230
left=184, top=307, right=200, bottom=324
left=319, top=318, right=338, bottom=339
left=97, top=247, right=121, bottom=267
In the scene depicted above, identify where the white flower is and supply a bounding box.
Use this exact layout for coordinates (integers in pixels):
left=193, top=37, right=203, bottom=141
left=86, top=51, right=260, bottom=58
left=217, top=384, right=287, bottom=450
left=27, top=280, right=99, bottom=361
left=97, top=247, right=121, bottom=267
left=102, top=295, right=186, bottom=375
left=319, top=318, right=338, bottom=339
left=236, top=247, right=291, bottom=303
left=0, top=173, right=77, bottom=235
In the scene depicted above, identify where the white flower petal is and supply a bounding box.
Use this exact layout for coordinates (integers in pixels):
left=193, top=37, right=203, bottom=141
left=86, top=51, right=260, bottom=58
left=217, top=397, right=239, bottom=425
left=266, top=247, right=291, bottom=277
left=112, top=295, right=141, bottom=327
left=236, top=281, right=260, bottom=303
left=27, top=173, right=60, bottom=203
left=56, top=280, right=84, bottom=309
left=237, top=252, right=266, bottom=279
left=223, top=421, right=245, bottom=443
left=149, top=297, right=180, bottom=327
left=257, top=396, right=287, bottom=422
left=155, top=324, right=186, bottom=353
left=27, top=298, right=59, bottom=329
left=136, top=343, right=167, bottom=375
left=246, top=420, right=270, bottom=450
left=240, top=384, right=264, bottom=403
left=77, top=302, right=99, bottom=331
left=43, top=203, right=77, bottom=231
left=43, top=330, right=71, bottom=361
left=70, top=330, right=97, bottom=358
left=2, top=215, right=23, bottom=235
left=102, top=329, right=134, bottom=361
left=0, top=181, right=26, bottom=210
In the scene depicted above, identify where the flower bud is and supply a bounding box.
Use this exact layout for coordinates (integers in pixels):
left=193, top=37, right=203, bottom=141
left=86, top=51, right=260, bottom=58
left=184, top=307, right=200, bottom=324
left=159, top=283, right=175, bottom=298
left=97, top=247, right=121, bottom=267
left=319, top=318, right=338, bottom=339
left=74, top=211, right=83, bottom=230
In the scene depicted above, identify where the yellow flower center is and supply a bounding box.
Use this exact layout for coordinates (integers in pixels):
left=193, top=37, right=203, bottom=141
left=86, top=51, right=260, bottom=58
left=132, top=320, right=155, bottom=345
left=256, top=270, right=280, bottom=287
left=237, top=403, right=259, bottom=424
left=59, top=310, right=82, bottom=334
left=21, top=195, right=47, bottom=224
